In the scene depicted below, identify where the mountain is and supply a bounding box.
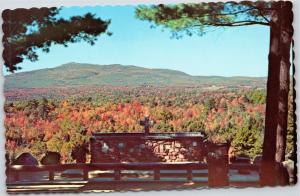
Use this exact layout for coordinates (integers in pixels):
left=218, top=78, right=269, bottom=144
left=4, top=62, right=266, bottom=89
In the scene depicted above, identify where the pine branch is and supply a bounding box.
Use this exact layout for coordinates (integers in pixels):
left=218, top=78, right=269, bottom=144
left=200, top=21, right=269, bottom=27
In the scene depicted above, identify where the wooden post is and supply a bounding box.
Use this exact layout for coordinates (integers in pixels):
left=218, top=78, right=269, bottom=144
left=207, top=142, right=229, bottom=187
left=114, top=169, right=121, bottom=180
left=49, top=170, right=54, bottom=181
left=187, top=169, right=193, bottom=181
left=83, top=169, right=89, bottom=181
left=154, top=169, right=160, bottom=180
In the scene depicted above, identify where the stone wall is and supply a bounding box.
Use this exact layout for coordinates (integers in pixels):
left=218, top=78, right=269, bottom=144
left=90, top=133, right=207, bottom=163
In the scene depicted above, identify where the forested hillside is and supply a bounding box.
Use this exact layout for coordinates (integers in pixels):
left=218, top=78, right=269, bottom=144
left=5, top=63, right=266, bottom=89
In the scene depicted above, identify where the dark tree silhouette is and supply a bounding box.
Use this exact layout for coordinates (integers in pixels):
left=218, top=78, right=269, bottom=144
left=136, top=1, right=293, bottom=186
left=2, top=7, right=111, bottom=72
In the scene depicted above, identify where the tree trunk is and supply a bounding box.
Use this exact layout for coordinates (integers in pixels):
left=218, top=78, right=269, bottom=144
left=275, top=2, right=293, bottom=163
left=261, top=2, right=282, bottom=186
left=261, top=1, right=293, bottom=186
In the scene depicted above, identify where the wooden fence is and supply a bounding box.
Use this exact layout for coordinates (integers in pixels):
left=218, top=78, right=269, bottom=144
left=7, top=161, right=261, bottom=192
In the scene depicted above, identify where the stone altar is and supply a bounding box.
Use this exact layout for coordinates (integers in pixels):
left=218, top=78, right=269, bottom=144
left=90, top=132, right=207, bottom=163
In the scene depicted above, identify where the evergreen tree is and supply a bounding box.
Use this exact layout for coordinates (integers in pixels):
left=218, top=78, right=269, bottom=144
left=3, top=8, right=111, bottom=72
left=136, top=2, right=293, bottom=185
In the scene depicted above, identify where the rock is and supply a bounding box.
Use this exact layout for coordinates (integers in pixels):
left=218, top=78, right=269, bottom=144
left=174, top=148, right=180, bottom=153
left=159, top=145, right=164, bottom=153
left=180, top=148, right=188, bottom=153
left=178, top=154, right=185, bottom=159
left=41, top=151, right=61, bottom=165
left=101, top=143, right=109, bottom=153
left=153, top=146, right=160, bottom=153
left=140, top=144, right=146, bottom=148
left=175, top=142, right=181, bottom=148
left=12, top=153, right=38, bottom=165
left=169, top=149, right=174, bottom=153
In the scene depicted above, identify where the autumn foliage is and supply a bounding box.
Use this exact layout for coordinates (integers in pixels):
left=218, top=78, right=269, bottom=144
left=5, top=86, right=292, bottom=163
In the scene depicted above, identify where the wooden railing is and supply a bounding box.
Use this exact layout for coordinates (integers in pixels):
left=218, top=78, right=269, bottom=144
left=7, top=162, right=261, bottom=187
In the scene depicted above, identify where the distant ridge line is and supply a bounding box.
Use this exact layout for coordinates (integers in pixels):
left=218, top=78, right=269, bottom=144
left=4, top=62, right=267, bottom=89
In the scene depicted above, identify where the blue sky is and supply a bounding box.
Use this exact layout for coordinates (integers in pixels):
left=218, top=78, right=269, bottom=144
left=4, top=6, right=270, bottom=77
